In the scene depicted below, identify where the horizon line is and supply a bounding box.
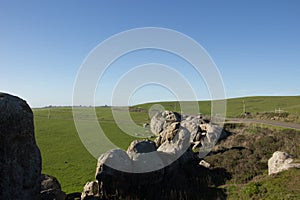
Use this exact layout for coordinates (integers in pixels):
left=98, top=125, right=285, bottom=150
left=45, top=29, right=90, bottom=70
left=32, top=94, right=300, bottom=109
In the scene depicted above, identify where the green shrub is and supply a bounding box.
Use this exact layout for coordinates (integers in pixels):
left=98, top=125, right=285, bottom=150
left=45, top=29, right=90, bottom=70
left=207, top=124, right=300, bottom=185
left=226, top=169, right=300, bottom=200
left=243, top=182, right=264, bottom=197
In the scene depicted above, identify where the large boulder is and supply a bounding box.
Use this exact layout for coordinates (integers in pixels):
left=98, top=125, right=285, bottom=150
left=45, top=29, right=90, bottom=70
left=154, top=122, right=181, bottom=147
left=93, top=111, right=227, bottom=199
left=151, top=111, right=224, bottom=153
left=126, top=139, right=156, bottom=155
left=181, top=116, right=207, bottom=149
left=40, top=174, right=66, bottom=200
left=181, top=116, right=224, bottom=148
left=96, top=149, right=132, bottom=174
left=268, top=151, right=300, bottom=175
left=95, top=149, right=133, bottom=196
left=127, top=139, right=164, bottom=174
left=95, top=144, right=226, bottom=200
left=0, top=93, right=42, bottom=200
left=157, top=124, right=195, bottom=169
left=157, top=124, right=190, bottom=155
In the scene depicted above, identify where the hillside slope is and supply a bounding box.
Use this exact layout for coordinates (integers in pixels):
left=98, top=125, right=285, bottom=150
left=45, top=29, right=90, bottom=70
left=134, top=96, right=300, bottom=117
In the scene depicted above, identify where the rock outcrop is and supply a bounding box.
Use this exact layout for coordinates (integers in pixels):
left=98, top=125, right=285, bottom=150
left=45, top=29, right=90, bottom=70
left=85, top=110, right=227, bottom=200
left=94, top=146, right=225, bottom=199
left=40, top=174, right=66, bottom=200
left=0, top=93, right=42, bottom=200
left=126, top=139, right=156, bottom=155
left=81, top=181, right=99, bottom=200
left=150, top=110, right=181, bottom=136
left=268, top=151, right=300, bottom=175
left=156, top=124, right=190, bottom=158
left=152, top=111, right=224, bottom=157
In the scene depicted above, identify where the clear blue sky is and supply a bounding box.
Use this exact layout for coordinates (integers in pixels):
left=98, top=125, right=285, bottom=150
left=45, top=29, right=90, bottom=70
left=1, top=0, right=299, bottom=107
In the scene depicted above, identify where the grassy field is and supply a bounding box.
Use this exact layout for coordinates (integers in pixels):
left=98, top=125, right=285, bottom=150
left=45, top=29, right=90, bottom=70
left=33, top=96, right=300, bottom=193
left=134, top=96, right=300, bottom=117
left=34, top=109, right=96, bottom=193
left=34, top=107, right=142, bottom=193
left=224, top=168, right=300, bottom=200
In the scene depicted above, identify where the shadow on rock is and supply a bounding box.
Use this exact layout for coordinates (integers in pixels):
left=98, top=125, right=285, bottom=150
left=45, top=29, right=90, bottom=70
left=83, top=111, right=230, bottom=200
left=94, top=146, right=229, bottom=200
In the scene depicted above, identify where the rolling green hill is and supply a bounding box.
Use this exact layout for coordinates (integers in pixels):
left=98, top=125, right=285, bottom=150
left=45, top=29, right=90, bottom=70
left=33, top=96, right=300, bottom=193
left=133, top=96, right=300, bottom=117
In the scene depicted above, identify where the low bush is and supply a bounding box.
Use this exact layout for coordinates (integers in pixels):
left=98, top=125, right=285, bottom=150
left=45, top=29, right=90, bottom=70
left=206, top=124, right=300, bottom=184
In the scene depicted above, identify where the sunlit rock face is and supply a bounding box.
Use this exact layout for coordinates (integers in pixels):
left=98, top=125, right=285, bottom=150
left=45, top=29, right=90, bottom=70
left=92, top=110, right=227, bottom=200
left=268, top=151, right=300, bottom=175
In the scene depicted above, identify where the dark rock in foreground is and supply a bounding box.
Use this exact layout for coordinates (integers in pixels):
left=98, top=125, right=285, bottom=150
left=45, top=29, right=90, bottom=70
left=95, top=152, right=227, bottom=200
left=40, top=174, right=66, bottom=200
left=0, top=93, right=42, bottom=200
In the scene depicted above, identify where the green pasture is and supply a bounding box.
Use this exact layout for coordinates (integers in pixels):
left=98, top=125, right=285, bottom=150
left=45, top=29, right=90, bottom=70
left=33, top=96, right=300, bottom=193
left=134, top=96, right=300, bottom=117
left=34, top=106, right=148, bottom=193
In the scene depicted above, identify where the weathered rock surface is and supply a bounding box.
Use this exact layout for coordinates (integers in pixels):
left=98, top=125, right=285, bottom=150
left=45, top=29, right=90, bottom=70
left=126, top=139, right=156, bottom=155
left=151, top=111, right=224, bottom=154
left=150, top=111, right=181, bottom=136
left=0, top=93, right=42, bottom=200
left=95, top=146, right=226, bottom=199
left=127, top=140, right=164, bottom=174
left=181, top=116, right=224, bottom=150
left=40, top=174, right=66, bottom=200
left=268, top=151, right=300, bottom=175
left=81, top=181, right=99, bottom=200
left=154, top=122, right=182, bottom=147
left=199, top=160, right=211, bottom=168
left=91, top=111, right=227, bottom=199
left=95, top=149, right=136, bottom=198
left=96, top=149, right=133, bottom=174
left=157, top=125, right=190, bottom=156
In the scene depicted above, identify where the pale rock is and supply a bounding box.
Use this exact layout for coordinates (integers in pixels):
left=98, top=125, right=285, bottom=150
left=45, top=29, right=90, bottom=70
left=150, top=111, right=180, bottom=136
left=268, top=151, right=300, bottom=175
left=81, top=181, right=99, bottom=200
